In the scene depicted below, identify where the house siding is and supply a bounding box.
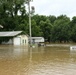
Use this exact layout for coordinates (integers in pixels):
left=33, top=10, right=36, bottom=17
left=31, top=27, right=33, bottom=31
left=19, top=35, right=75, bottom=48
left=1, top=35, right=28, bottom=45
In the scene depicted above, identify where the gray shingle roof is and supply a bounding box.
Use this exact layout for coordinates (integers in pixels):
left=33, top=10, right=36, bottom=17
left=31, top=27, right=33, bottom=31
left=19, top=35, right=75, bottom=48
left=0, top=31, right=22, bottom=37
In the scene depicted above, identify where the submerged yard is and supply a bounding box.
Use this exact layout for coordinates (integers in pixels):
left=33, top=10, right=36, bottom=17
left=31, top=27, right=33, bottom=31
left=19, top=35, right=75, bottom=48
left=0, top=44, right=76, bottom=75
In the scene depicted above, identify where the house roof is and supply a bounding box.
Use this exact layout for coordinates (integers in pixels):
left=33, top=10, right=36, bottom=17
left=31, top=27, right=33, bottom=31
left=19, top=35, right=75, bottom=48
left=30, top=37, right=44, bottom=40
left=0, top=31, right=22, bottom=37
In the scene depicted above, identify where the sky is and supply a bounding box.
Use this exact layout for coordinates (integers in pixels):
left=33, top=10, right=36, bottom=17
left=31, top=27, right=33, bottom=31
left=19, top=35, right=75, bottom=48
left=30, top=0, right=76, bottom=19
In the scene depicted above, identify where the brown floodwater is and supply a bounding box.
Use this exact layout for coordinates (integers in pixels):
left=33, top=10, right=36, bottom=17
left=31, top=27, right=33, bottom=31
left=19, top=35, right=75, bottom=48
left=0, top=45, right=76, bottom=75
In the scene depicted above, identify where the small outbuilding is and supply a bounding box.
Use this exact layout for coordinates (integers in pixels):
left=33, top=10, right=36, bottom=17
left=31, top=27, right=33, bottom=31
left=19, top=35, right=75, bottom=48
left=30, top=37, right=44, bottom=44
left=0, top=31, right=28, bottom=45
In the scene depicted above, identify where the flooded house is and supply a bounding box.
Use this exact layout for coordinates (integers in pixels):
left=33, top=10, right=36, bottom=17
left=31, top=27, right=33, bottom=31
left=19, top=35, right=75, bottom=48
left=30, top=37, right=45, bottom=46
left=0, top=31, right=28, bottom=45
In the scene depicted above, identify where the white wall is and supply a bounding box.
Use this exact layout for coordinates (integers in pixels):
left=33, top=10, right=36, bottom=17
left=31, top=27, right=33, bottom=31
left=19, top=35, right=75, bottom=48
left=20, top=35, right=28, bottom=45
left=13, top=37, right=21, bottom=45
left=14, top=35, right=28, bottom=45
left=1, top=35, right=28, bottom=45
left=31, top=37, right=44, bottom=43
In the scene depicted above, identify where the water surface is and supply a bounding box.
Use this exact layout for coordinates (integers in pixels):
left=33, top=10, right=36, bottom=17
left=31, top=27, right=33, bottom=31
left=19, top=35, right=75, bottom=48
left=0, top=45, right=76, bottom=75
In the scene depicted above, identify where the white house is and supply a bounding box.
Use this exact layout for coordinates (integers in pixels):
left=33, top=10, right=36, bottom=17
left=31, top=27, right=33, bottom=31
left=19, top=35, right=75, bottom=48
left=13, top=35, right=28, bottom=45
left=30, top=37, right=44, bottom=44
left=0, top=31, right=28, bottom=45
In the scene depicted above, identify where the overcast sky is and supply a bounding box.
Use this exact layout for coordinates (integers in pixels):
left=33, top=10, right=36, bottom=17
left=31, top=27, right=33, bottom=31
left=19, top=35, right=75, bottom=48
left=30, top=0, right=76, bottom=19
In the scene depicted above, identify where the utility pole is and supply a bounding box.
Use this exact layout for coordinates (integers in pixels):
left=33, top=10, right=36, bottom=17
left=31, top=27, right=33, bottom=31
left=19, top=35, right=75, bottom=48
left=27, top=0, right=35, bottom=47
left=28, top=0, right=32, bottom=46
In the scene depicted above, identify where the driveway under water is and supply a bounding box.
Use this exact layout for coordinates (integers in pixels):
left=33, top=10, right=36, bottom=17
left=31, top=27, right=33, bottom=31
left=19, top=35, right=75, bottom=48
left=0, top=45, right=76, bottom=75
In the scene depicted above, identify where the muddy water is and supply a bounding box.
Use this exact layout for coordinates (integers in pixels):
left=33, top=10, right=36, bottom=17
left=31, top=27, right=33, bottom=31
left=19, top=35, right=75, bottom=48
left=0, top=45, right=76, bottom=75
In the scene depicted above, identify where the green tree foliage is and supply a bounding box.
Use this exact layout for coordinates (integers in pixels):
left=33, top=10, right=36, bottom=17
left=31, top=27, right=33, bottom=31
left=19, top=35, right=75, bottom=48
left=70, top=16, right=76, bottom=42
left=31, top=19, right=42, bottom=37
left=0, top=0, right=28, bottom=32
left=48, top=15, right=56, bottom=24
left=39, top=19, right=52, bottom=42
left=51, top=15, right=70, bottom=43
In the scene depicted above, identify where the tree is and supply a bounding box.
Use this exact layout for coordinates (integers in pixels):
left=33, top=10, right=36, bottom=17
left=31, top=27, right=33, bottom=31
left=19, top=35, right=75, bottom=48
left=48, top=15, right=56, bottom=24
left=39, top=19, right=52, bottom=42
left=31, top=19, right=42, bottom=37
left=0, top=0, right=28, bottom=32
left=70, top=16, right=76, bottom=42
left=51, top=15, right=70, bottom=43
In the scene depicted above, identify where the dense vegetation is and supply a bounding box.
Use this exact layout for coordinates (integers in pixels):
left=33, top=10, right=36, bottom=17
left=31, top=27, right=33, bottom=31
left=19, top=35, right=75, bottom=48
left=0, top=0, right=76, bottom=43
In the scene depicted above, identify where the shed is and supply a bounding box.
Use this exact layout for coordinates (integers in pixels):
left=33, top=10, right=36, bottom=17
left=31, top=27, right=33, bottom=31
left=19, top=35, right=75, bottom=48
left=0, top=31, right=28, bottom=45
left=30, top=37, right=44, bottom=44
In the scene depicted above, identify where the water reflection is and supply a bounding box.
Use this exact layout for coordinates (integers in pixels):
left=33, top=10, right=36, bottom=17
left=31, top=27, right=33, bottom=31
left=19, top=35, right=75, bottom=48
left=0, top=45, right=28, bottom=59
left=0, top=45, right=76, bottom=75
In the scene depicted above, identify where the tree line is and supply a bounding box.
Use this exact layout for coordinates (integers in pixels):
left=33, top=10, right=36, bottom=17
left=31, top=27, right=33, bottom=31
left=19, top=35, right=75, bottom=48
left=0, top=0, right=76, bottom=43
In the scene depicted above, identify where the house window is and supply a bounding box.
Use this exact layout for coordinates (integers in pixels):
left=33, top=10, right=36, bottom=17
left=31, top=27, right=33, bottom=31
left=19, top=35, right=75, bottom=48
left=25, top=40, right=26, bottom=44
left=23, top=39, right=24, bottom=44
